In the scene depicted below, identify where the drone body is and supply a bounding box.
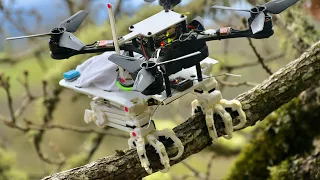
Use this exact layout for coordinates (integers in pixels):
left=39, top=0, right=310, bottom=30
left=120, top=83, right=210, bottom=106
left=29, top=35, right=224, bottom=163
left=6, top=0, right=298, bottom=174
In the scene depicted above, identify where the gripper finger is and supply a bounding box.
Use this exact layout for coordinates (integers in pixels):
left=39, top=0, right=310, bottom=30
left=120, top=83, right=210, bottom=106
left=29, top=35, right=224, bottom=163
left=205, top=108, right=218, bottom=142
left=128, top=138, right=136, bottom=149
left=191, top=100, right=200, bottom=116
left=220, top=99, right=247, bottom=130
left=136, top=138, right=152, bottom=174
left=154, top=129, right=184, bottom=160
left=214, top=104, right=233, bottom=140
left=146, top=134, right=170, bottom=173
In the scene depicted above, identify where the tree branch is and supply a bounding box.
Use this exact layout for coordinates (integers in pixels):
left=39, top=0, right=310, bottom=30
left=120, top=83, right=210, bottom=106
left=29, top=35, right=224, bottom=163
left=42, top=40, right=320, bottom=179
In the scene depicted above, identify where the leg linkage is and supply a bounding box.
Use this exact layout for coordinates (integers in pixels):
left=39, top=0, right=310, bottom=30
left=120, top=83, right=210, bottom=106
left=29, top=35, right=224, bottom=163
left=191, top=78, right=246, bottom=142
left=84, top=97, right=184, bottom=174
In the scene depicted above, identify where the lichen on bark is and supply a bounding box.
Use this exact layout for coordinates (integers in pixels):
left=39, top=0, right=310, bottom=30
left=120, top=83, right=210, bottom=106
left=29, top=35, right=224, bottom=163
left=269, top=143, right=320, bottom=180
left=226, top=86, right=320, bottom=179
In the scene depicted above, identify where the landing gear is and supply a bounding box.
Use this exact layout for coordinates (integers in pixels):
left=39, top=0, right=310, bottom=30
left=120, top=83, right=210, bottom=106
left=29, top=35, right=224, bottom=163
left=84, top=97, right=184, bottom=174
left=191, top=78, right=246, bottom=142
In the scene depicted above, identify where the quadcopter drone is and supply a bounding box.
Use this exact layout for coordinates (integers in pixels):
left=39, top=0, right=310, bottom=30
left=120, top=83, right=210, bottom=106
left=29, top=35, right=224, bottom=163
left=7, top=0, right=298, bottom=174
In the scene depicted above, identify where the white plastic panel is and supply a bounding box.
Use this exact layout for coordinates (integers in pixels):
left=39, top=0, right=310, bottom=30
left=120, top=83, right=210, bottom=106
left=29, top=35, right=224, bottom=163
left=59, top=79, right=148, bottom=108
left=59, top=57, right=219, bottom=106
left=129, top=10, right=186, bottom=37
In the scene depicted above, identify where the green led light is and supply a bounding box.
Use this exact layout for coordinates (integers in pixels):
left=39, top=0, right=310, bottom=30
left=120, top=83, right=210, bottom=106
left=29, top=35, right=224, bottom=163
left=116, top=81, right=133, bottom=91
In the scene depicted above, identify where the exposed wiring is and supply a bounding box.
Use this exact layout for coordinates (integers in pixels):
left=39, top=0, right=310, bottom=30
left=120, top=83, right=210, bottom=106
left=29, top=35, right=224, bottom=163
left=144, top=90, right=176, bottom=130
left=140, top=36, right=149, bottom=60
left=190, top=73, right=241, bottom=81
left=178, top=31, right=195, bottom=42
left=156, top=48, right=161, bottom=59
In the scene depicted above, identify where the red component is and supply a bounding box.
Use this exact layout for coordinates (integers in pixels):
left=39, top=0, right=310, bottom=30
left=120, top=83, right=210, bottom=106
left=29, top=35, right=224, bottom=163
left=120, top=78, right=125, bottom=83
left=160, top=41, right=165, bottom=47
left=188, top=25, right=196, bottom=29
left=131, top=132, right=136, bottom=137
left=124, top=107, right=129, bottom=112
left=98, top=40, right=113, bottom=47
left=219, top=27, right=230, bottom=35
left=107, top=3, right=112, bottom=9
left=172, top=79, right=179, bottom=84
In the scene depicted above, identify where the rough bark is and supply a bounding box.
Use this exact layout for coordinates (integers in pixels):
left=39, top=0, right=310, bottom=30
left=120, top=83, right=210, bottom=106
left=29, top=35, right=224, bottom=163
left=226, top=85, right=320, bottom=179
left=269, top=139, right=320, bottom=180
left=42, top=40, right=320, bottom=180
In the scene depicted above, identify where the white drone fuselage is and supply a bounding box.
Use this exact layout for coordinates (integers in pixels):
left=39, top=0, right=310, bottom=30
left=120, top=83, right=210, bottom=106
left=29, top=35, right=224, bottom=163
left=57, top=8, right=247, bottom=175
left=59, top=9, right=218, bottom=128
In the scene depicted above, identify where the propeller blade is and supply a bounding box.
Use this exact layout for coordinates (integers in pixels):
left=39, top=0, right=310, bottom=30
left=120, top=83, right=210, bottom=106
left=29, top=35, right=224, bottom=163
left=157, top=51, right=201, bottom=66
left=250, top=12, right=266, bottom=34
left=59, top=32, right=85, bottom=51
left=211, top=5, right=250, bottom=12
left=133, top=69, right=155, bottom=92
left=265, top=0, right=299, bottom=14
left=6, top=32, right=52, bottom=40
left=59, top=10, right=88, bottom=32
left=108, top=54, right=142, bottom=73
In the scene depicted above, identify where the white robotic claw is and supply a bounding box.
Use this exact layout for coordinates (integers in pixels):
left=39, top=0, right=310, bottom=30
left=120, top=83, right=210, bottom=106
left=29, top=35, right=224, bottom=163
left=146, top=134, right=170, bottom=173
left=136, top=137, right=152, bottom=174
left=152, top=128, right=184, bottom=160
left=191, top=78, right=247, bottom=142
left=84, top=97, right=184, bottom=174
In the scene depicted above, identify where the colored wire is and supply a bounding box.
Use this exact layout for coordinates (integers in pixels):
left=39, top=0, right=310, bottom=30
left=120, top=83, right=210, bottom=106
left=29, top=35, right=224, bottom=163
left=144, top=90, right=176, bottom=130
left=140, top=36, right=149, bottom=60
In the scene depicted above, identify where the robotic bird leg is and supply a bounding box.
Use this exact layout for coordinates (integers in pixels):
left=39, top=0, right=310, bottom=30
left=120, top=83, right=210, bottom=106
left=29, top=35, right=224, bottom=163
left=84, top=96, right=184, bottom=174
left=191, top=78, right=247, bottom=142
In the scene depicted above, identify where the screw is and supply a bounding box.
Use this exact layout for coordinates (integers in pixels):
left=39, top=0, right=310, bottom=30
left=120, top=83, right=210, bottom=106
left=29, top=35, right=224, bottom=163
left=148, top=32, right=152, bottom=35
left=181, top=14, right=185, bottom=18
left=130, top=25, right=134, bottom=29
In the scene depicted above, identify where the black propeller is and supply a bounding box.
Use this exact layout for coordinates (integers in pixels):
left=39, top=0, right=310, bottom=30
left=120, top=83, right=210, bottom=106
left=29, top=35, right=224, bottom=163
left=6, top=10, right=88, bottom=51
left=108, top=51, right=201, bottom=92
left=212, top=0, right=299, bottom=34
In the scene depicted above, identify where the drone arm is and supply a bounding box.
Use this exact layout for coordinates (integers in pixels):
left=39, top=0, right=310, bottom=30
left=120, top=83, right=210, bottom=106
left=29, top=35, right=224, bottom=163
left=197, top=27, right=273, bottom=42
left=197, top=28, right=252, bottom=41
left=73, top=43, right=142, bottom=55
left=50, top=41, right=142, bottom=60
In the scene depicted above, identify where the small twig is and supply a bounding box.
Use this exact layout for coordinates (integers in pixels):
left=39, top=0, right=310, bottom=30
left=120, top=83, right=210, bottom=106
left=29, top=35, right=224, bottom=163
left=0, top=74, right=16, bottom=124
left=220, top=52, right=284, bottom=71
left=14, top=97, right=34, bottom=119
left=32, top=82, right=65, bottom=165
left=182, top=161, right=205, bottom=179
left=216, top=79, right=258, bottom=87
left=247, top=38, right=273, bottom=75
left=205, top=153, right=216, bottom=180
left=25, top=121, right=128, bottom=138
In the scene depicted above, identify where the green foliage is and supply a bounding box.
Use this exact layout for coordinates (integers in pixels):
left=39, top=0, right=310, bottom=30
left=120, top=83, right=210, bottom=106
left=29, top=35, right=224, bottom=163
left=268, top=159, right=293, bottom=180
left=226, top=97, right=320, bottom=179
left=269, top=151, right=320, bottom=180
left=0, top=148, right=28, bottom=180
left=277, top=1, right=319, bottom=57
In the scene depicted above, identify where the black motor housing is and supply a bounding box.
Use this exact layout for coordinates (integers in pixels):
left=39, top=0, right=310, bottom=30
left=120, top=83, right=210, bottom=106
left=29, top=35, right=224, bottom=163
left=158, top=38, right=209, bottom=76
